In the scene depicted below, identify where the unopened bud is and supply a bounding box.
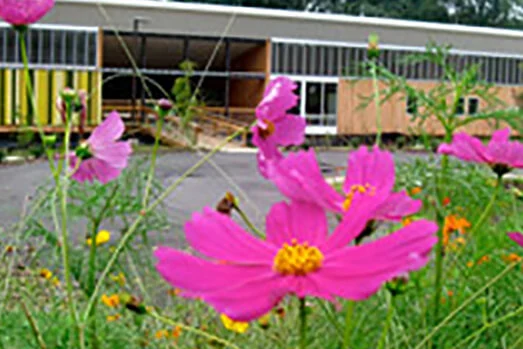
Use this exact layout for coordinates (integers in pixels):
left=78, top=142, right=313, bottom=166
left=216, top=192, right=238, bottom=215
left=156, top=99, right=173, bottom=119
left=367, top=33, right=380, bottom=60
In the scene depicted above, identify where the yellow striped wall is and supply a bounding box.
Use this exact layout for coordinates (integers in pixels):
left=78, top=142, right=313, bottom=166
left=0, top=69, right=102, bottom=127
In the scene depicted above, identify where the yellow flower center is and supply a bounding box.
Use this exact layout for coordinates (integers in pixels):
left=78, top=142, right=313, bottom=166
left=273, top=239, right=324, bottom=276
left=343, top=183, right=377, bottom=211
left=258, top=120, right=276, bottom=139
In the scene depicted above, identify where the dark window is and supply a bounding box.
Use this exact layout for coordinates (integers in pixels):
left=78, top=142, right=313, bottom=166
left=456, top=97, right=465, bottom=115
left=306, top=82, right=322, bottom=125
left=468, top=97, right=479, bottom=115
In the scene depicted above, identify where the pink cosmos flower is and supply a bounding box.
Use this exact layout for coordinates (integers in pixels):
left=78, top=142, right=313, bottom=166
left=155, top=201, right=437, bottom=321
left=508, top=232, right=523, bottom=248
left=252, top=77, right=306, bottom=177
left=438, top=128, right=523, bottom=175
left=70, top=111, right=132, bottom=184
left=267, top=146, right=422, bottom=222
left=0, top=0, right=55, bottom=26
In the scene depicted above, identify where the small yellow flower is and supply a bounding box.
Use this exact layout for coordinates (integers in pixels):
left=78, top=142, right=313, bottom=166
left=410, top=187, right=422, bottom=196
left=503, top=253, right=522, bottom=263
left=86, top=230, right=111, bottom=246
left=258, top=313, right=271, bottom=329
left=155, top=330, right=169, bottom=340
left=110, top=272, right=126, bottom=286
left=466, top=261, right=475, bottom=268
left=220, top=314, right=249, bottom=334
left=4, top=245, right=14, bottom=253
left=101, top=294, right=120, bottom=308
left=39, top=268, right=53, bottom=280
left=51, top=276, right=61, bottom=287
left=106, top=314, right=121, bottom=322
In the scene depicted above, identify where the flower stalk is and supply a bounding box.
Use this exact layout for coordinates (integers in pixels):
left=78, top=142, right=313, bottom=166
left=299, top=298, right=308, bottom=349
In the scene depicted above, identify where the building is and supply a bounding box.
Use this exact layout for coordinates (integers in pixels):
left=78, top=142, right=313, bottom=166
left=1, top=0, right=523, bottom=136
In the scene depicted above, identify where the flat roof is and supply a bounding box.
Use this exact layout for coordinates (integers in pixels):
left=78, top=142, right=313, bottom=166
left=25, top=0, right=523, bottom=55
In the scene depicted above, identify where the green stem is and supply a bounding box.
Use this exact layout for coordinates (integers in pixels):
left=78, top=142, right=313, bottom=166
left=60, top=100, right=84, bottom=349
left=468, top=176, right=502, bottom=237
left=343, top=301, right=355, bottom=348
left=150, top=311, right=241, bottom=349
left=20, top=298, right=47, bottom=349
left=87, top=222, right=100, bottom=349
left=299, top=298, right=307, bottom=349
left=235, top=206, right=264, bottom=238
left=142, top=116, right=164, bottom=208
left=432, top=129, right=451, bottom=326
left=18, top=29, right=57, bottom=179
left=377, top=295, right=395, bottom=349
left=371, top=62, right=382, bottom=147
left=82, top=126, right=249, bottom=322
left=414, top=263, right=517, bottom=349
left=456, top=305, right=523, bottom=348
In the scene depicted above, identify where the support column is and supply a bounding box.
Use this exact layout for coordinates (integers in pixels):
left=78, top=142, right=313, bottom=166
left=139, top=35, right=147, bottom=122
left=225, top=38, right=231, bottom=118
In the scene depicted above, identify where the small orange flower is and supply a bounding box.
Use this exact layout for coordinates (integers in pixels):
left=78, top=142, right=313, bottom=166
left=101, top=294, right=120, bottom=308
left=155, top=330, right=169, bottom=340
left=410, top=187, right=422, bottom=196
left=172, top=326, right=182, bottom=339
left=167, top=288, right=182, bottom=296
left=502, top=253, right=522, bottom=263
left=477, top=255, right=490, bottom=265
left=447, top=290, right=454, bottom=297
left=466, top=261, right=475, bottom=268
left=402, top=217, right=413, bottom=227
left=443, top=214, right=471, bottom=247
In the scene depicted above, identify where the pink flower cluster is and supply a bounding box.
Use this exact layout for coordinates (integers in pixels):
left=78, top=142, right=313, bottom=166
left=155, top=77, right=438, bottom=321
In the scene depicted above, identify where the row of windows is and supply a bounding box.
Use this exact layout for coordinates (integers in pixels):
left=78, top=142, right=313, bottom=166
left=406, top=96, right=480, bottom=116
left=272, top=43, right=523, bottom=85
left=0, top=27, right=98, bottom=67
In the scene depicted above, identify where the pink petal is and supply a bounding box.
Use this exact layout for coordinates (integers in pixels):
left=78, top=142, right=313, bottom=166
left=437, top=133, right=490, bottom=163
left=489, top=128, right=511, bottom=144
left=486, top=139, right=523, bottom=168
left=320, top=199, right=376, bottom=252
left=154, top=247, right=272, bottom=294
left=256, top=148, right=283, bottom=179
left=265, top=201, right=328, bottom=247
left=343, top=146, right=395, bottom=196
left=269, top=149, right=344, bottom=212
left=204, top=275, right=288, bottom=321
left=508, top=232, right=523, bottom=248
left=184, top=208, right=276, bottom=264
left=374, top=191, right=422, bottom=222
left=256, top=77, right=298, bottom=122
left=88, top=111, right=125, bottom=148
left=0, top=0, right=55, bottom=25
left=71, top=158, right=121, bottom=184
left=93, top=141, right=132, bottom=169
left=316, top=220, right=437, bottom=300
left=272, top=114, right=306, bottom=147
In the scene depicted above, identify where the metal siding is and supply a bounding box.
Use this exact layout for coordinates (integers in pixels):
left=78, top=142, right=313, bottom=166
left=41, top=1, right=523, bottom=55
